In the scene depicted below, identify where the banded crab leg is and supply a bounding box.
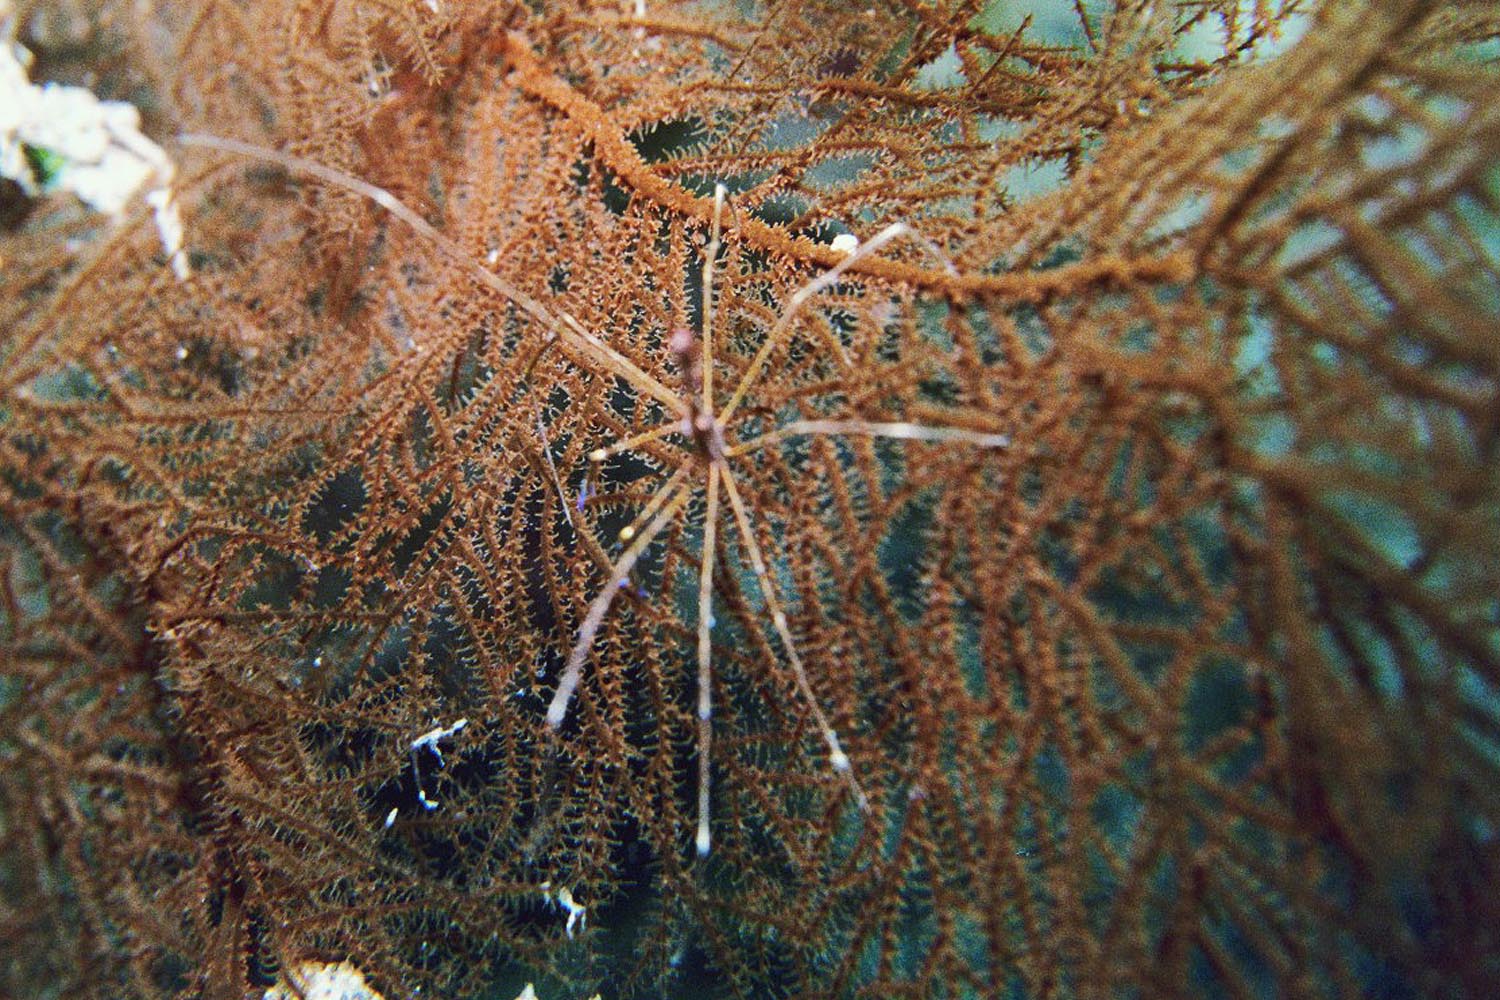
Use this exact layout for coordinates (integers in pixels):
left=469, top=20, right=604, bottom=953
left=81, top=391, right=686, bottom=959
left=696, top=221, right=972, bottom=817
left=691, top=211, right=973, bottom=841
left=717, top=222, right=913, bottom=426
left=717, top=462, right=869, bottom=813
left=691, top=185, right=727, bottom=855
left=545, top=467, right=693, bottom=728
left=694, top=463, right=721, bottom=855
left=177, top=133, right=686, bottom=421
left=727, top=419, right=1011, bottom=456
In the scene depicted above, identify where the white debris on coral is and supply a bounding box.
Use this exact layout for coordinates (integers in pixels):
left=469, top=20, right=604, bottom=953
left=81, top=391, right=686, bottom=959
left=556, top=886, right=587, bottom=939
left=408, top=717, right=468, bottom=810
left=264, top=960, right=384, bottom=1000
left=264, top=962, right=600, bottom=1000
left=145, top=185, right=188, bottom=278
left=829, top=232, right=859, bottom=255
left=0, top=20, right=189, bottom=278
left=513, top=983, right=604, bottom=1000
left=410, top=717, right=468, bottom=762
left=538, top=881, right=589, bottom=940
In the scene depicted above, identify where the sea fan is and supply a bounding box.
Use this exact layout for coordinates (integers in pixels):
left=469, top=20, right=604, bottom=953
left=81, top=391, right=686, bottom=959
left=2, top=1, right=1497, bottom=997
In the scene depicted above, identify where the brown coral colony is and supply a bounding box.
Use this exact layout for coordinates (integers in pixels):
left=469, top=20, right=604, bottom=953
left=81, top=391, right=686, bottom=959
left=2, top=2, right=1498, bottom=999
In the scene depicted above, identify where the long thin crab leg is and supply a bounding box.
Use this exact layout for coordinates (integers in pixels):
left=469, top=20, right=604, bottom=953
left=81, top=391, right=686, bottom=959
left=534, top=405, right=574, bottom=529
left=717, top=215, right=970, bottom=427
left=615, top=464, right=692, bottom=543
left=178, top=133, right=686, bottom=418
left=587, top=421, right=679, bottom=464
left=727, top=419, right=1012, bottom=457
left=701, top=184, right=726, bottom=415
left=717, top=464, right=869, bottom=812
left=717, top=222, right=910, bottom=426
left=694, top=463, right=722, bottom=856
left=546, top=475, right=692, bottom=728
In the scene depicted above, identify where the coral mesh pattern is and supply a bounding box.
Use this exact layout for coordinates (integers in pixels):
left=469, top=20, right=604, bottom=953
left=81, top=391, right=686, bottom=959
left=2, top=1, right=1497, bottom=997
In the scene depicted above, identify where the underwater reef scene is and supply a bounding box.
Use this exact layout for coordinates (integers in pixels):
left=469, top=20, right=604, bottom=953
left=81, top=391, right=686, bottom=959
left=2, top=0, right=1498, bottom=997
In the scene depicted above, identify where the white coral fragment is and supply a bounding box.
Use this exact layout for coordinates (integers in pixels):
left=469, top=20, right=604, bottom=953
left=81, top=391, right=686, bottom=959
left=829, top=232, right=859, bottom=254
left=0, top=29, right=188, bottom=277
left=264, top=960, right=384, bottom=1000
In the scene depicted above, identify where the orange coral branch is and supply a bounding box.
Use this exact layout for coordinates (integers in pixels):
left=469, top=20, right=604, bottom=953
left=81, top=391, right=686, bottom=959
left=500, top=31, right=1193, bottom=302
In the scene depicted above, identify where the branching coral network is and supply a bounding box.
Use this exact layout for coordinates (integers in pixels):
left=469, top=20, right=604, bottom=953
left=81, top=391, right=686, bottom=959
left=2, top=2, right=1498, bottom=999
